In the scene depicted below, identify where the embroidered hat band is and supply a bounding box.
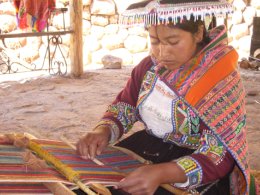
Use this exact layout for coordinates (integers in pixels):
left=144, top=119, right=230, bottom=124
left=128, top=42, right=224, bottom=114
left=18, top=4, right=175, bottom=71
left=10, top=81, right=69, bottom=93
left=119, top=0, right=233, bottom=27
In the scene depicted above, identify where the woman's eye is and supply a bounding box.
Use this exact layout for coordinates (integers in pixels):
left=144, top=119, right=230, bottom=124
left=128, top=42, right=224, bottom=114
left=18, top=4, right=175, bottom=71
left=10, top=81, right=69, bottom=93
left=168, top=39, right=179, bottom=45
left=171, top=41, right=179, bottom=45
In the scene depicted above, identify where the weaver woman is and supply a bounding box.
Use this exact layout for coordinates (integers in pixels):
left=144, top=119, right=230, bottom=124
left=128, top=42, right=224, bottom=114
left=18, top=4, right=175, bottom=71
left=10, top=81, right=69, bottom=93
left=77, top=0, right=258, bottom=194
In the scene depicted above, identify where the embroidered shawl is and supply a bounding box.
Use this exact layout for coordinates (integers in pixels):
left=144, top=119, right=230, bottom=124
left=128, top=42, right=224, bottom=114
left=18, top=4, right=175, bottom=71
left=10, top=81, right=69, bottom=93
left=99, top=25, right=254, bottom=194
left=155, top=25, right=251, bottom=194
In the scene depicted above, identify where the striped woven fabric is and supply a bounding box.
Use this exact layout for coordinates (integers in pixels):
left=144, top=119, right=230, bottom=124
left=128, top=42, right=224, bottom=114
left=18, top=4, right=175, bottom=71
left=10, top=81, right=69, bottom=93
left=0, top=144, right=66, bottom=183
left=0, top=143, right=64, bottom=194
left=0, top=140, right=144, bottom=194
left=0, top=183, right=51, bottom=194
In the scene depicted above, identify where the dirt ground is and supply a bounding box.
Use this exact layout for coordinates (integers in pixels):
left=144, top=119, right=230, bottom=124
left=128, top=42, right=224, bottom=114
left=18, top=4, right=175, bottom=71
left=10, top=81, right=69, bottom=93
left=0, top=67, right=259, bottom=171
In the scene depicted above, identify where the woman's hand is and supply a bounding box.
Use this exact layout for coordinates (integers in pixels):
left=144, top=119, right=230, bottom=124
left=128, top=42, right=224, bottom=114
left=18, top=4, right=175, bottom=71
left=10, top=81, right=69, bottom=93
left=76, top=125, right=111, bottom=159
left=116, top=162, right=187, bottom=195
left=116, top=164, right=162, bottom=195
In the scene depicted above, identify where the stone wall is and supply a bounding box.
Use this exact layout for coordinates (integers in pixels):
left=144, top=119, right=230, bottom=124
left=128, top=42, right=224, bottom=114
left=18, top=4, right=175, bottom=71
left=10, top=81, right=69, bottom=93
left=0, top=0, right=259, bottom=68
left=228, top=0, right=260, bottom=60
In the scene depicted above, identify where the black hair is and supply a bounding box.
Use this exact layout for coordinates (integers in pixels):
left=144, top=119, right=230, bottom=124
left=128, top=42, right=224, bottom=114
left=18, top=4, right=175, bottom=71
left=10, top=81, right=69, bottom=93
left=127, top=0, right=151, bottom=10
left=170, top=16, right=211, bottom=47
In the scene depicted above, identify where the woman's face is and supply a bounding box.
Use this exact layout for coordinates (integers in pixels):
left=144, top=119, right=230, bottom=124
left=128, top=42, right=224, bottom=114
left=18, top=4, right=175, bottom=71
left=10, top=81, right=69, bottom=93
left=148, top=24, right=203, bottom=70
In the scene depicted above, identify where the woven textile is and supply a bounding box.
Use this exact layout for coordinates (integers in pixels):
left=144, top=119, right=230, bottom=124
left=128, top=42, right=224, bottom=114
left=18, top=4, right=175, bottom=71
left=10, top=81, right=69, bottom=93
left=0, top=139, right=144, bottom=194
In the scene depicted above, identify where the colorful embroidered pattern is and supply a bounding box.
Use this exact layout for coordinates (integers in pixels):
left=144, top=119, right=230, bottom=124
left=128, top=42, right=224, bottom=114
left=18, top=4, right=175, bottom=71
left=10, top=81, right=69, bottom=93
left=175, top=157, right=203, bottom=188
left=196, top=130, right=226, bottom=165
left=106, top=102, right=137, bottom=134
left=195, top=66, right=249, bottom=183
left=180, top=38, right=249, bottom=193
left=137, top=69, right=157, bottom=107
left=165, top=133, right=200, bottom=150
left=165, top=99, right=201, bottom=149
left=138, top=74, right=202, bottom=149
left=155, top=55, right=201, bottom=94
left=95, top=119, right=121, bottom=143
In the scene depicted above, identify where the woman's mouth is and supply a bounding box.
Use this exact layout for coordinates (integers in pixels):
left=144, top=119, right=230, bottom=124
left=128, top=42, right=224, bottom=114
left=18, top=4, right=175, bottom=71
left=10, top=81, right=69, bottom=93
left=158, top=61, right=180, bottom=70
left=158, top=60, right=176, bottom=64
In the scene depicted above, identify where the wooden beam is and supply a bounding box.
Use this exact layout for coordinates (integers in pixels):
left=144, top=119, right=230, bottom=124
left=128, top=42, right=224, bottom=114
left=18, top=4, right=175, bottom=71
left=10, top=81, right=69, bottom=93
left=0, top=31, right=73, bottom=39
left=70, top=0, right=83, bottom=77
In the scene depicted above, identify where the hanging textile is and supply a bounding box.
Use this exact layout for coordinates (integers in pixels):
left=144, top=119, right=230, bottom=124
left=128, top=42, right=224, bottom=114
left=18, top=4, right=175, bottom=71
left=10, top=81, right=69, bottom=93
left=13, top=0, right=56, bottom=32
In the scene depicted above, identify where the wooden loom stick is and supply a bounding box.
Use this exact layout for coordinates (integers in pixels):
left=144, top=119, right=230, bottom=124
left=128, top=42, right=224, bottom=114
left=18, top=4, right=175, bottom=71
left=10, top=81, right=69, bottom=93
left=61, top=137, right=112, bottom=195
left=42, top=182, right=77, bottom=195
left=27, top=139, right=97, bottom=195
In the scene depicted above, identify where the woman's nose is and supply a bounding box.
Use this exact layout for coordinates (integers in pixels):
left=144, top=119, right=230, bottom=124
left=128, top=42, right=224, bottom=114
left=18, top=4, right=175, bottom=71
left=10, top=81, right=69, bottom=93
left=159, top=43, right=167, bottom=58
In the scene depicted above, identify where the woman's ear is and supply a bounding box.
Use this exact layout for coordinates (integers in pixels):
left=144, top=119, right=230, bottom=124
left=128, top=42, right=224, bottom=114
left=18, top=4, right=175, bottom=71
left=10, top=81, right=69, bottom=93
left=194, top=24, right=204, bottom=43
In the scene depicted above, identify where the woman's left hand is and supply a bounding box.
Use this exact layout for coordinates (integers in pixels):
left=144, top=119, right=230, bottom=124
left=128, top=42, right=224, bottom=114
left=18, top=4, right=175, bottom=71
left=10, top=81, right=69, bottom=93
left=116, top=164, right=162, bottom=195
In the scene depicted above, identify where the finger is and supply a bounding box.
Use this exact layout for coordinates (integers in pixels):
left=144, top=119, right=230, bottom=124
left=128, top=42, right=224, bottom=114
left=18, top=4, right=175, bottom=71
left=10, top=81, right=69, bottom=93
left=76, top=140, right=81, bottom=154
left=77, top=139, right=90, bottom=158
left=88, top=142, right=97, bottom=159
left=117, top=178, right=136, bottom=189
left=96, top=141, right=107, bottom=155
left=119, top=177, right=147, bottom=195
left=76, top=140, right=83, bottom=155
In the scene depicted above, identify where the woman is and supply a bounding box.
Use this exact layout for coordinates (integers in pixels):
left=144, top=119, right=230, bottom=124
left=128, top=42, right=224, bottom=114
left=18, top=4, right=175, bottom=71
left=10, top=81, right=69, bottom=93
left=77, top=0, right=257, bottom=194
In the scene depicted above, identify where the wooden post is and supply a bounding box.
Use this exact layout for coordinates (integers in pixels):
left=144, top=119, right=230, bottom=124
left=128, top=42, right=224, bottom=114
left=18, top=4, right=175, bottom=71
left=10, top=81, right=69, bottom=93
left=70, top=0, right=83, bottom=77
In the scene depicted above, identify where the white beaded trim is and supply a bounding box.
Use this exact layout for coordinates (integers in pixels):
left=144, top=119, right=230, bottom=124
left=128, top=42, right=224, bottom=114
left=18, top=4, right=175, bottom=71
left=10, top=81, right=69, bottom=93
left=119, top=0, right=233, bottom=27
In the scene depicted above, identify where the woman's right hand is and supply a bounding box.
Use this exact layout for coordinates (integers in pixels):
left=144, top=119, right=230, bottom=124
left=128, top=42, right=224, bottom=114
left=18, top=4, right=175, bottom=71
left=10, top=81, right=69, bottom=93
left=76, top=125, right=111, bottom=159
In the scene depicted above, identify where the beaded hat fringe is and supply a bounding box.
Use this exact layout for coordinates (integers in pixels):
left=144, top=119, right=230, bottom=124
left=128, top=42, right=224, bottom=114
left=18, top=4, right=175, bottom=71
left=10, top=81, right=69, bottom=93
left=119, top=0, right=233, bottom=27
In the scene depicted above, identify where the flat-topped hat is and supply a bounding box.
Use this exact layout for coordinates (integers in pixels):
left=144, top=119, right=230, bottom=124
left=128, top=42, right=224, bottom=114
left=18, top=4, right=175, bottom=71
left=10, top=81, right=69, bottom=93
left=119, top=0, right=233, bottom=27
